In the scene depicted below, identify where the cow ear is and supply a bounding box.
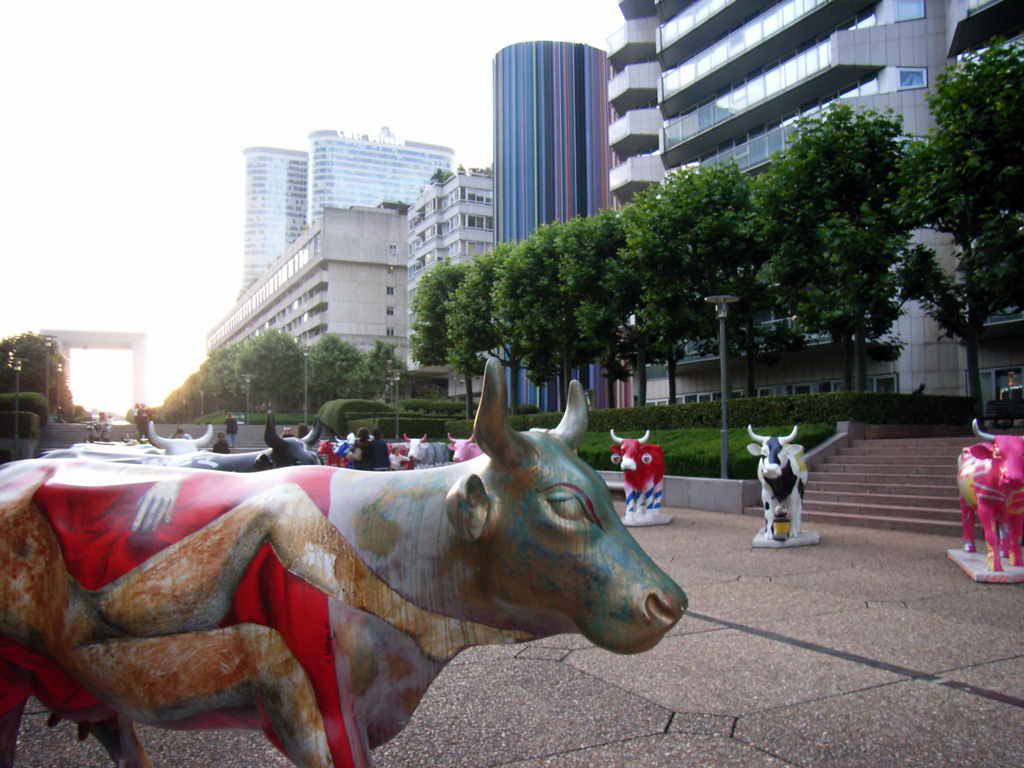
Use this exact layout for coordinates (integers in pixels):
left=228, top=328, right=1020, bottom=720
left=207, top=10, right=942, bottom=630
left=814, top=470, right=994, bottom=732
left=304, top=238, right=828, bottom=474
left=446, top=474, right=491, bottom=542
left=970, top=443, right=995, bottom=460
left=746, top=443, right=761, bottom=456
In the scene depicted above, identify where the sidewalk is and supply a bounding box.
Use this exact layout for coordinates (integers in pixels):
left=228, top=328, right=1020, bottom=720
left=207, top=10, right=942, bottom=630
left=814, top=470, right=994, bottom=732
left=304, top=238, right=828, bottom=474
left=14, top=505, right=1024, bottom=767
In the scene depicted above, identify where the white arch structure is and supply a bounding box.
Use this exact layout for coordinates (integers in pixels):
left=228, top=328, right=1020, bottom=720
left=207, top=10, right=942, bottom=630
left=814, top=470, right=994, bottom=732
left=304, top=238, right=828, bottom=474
left=41, top=329, right=148, bottom=406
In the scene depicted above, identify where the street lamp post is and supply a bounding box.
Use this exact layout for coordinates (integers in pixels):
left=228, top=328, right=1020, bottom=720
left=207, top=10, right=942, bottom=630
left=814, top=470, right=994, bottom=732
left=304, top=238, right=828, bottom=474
left=43, top=336, right=52, bottom=420
left=242, top=374, right=253, bottom=426
left=56, top=363, right=63, bottom=422
left=705, top=295, right=739, bottom=479
left=303, top=348, right=309, bottom=426
left=392, top=370, right=401, bottom=440
left=9, top=354, right=25, bottom=460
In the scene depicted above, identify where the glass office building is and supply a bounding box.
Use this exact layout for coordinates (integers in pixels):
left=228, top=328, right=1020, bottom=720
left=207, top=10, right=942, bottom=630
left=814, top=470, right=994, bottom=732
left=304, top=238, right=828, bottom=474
left=308, top=129, right=455, bottom=221
left=242, top=147, right=309, bottom=291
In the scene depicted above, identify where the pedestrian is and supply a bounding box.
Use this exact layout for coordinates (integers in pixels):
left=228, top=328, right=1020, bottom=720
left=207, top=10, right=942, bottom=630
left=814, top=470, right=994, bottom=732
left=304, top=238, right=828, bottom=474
left=212, top=432, right=231, bottom=454
left=225, top=412, right=238, bottom=448
left=370, top=428, right=391, bottom=471
left=135, top=404, right=150, bottom=441
left=350, top=428, right=373, bottom=471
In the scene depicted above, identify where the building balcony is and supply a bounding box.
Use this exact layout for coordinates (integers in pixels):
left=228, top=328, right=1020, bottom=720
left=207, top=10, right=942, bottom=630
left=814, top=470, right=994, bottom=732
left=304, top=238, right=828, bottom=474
left=609, top=61, right=661, bottom=113
left=621, top=0, right=656, bottom=21
left=609, top=16, right=658, bottom=71
left=610, top=108, right=663, bottom=159
left=658, top=0, right=766, bottom=66
left=610, top=154, right=665, bottom=203
left=948, top=0, right=1024, bottom=56
left=660, top=0, right=876, bottom=115
left=661, top=38, right=876, bottom=167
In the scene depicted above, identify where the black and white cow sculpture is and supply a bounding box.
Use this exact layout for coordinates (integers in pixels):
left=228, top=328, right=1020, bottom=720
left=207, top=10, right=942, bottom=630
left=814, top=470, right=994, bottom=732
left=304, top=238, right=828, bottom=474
left=747, top=425, right=808, bottom=542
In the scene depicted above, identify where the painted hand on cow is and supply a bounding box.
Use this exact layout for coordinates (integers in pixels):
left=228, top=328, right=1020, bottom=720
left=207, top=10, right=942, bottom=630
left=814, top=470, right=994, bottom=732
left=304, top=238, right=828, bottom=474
left=131, top=477, right=184, bottom=531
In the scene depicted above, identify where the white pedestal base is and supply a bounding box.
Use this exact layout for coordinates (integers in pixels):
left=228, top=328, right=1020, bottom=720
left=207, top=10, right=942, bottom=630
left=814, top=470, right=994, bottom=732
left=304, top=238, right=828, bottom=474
left=623, top=514, right=673, bottom=527
left=947, top=549, right=1024, bottom=583
left=752, top=529, right=820, bottom=548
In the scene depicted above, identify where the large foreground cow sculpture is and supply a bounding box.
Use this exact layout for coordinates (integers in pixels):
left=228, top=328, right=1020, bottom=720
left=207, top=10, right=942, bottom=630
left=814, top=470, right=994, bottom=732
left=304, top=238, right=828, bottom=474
left=958, top=419, right=1024, bottom=571
left=747, top=425, right=807, bottom=541
left=0, top=357, right=686, bottom=768
left=609, top=430, right=666, bottom=524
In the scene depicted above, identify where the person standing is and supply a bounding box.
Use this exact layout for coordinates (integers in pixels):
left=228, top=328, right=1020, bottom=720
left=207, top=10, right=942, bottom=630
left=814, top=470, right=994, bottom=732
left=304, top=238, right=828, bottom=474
left=225, top=412, right=238, bottom=448
left=212, top=432, right=231, bottom=454
left=135, top=403, right=150, bottom=441
left=370, top=428, right=390, bottom=471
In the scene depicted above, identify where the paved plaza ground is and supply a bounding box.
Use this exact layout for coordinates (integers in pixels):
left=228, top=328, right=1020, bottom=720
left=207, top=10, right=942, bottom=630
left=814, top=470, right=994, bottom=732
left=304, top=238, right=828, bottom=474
left=12, top=503, right=1024, bottom=767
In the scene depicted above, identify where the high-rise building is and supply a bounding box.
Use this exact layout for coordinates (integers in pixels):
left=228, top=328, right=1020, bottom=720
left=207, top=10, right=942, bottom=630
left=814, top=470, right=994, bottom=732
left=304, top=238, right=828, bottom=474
left=493, top=41, right=612, bottom=243
left=608, top=0, right=1024, bottom=403
left=241, top=147, right=309, bottom=291
left=308, top=128, right=455, bottom=221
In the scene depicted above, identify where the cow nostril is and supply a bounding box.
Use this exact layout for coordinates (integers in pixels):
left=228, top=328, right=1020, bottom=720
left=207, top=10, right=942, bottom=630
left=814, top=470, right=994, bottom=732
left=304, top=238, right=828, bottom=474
left=644, top=591, right=683, bottom=629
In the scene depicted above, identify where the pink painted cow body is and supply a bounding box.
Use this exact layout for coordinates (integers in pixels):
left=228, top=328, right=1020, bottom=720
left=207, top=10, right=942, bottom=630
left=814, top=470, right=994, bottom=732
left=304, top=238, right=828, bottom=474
left=448, top=433, right=483, bottom=463
left=610, top=430, right=665, bottom=523
left=958, top=419, right=1024, bottom=571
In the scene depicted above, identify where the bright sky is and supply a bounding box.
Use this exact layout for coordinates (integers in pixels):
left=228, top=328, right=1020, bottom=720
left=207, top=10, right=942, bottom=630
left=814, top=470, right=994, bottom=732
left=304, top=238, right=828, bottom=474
left=0, top=0, right=624, bottom=415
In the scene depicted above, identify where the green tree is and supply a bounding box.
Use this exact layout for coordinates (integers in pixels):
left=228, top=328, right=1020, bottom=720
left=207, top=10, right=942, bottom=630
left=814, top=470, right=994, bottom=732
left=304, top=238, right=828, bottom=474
left=359, top=340, right=405, bottom=400
left=308, top=334, right=365, bottom=404
left=237, top=329, right=304, bottom=412
left=756, top=104, right=917, bottom=391
left=899, top=42, right=1024, bottom=409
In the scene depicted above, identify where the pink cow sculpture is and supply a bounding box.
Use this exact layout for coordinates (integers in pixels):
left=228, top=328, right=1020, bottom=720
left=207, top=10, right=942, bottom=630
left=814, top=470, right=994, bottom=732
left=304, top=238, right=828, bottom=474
left=958, top=419, right=1024, bottom=571
left=610, top=430, right=665, bottom=524
left=448, top=433, right=483, bottom=463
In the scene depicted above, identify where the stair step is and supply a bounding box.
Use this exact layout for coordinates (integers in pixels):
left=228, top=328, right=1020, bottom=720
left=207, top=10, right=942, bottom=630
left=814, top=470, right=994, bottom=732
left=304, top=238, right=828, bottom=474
left=800, top=509, right=967, bottom=537
left=804, top=489, right=959, bottom=508
left=814, top=462, right=952, bottom=477
left=827, top=452, right=957, bottom=466
left=805, top=480, right=959, bottom=499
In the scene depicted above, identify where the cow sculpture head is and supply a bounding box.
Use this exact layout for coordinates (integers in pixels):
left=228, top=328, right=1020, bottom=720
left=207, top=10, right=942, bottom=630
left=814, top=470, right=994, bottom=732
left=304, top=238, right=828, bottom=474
left=610, top=430, right=657, bottom=472
left=147, top=422, right=215, bottom=454
left=747, top=425, right=799, bottom=478
left=448, top=433, right=483, bottom=463
left=970, top=419, right=1024, bottom=493
left=444, top=358, right=686, bottom=653
left=263, top=412, right=322, bottom=469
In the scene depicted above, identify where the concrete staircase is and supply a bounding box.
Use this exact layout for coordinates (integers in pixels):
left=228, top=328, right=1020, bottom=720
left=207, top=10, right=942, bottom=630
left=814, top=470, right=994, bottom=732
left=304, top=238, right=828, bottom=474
left=746, top=435, right=974, bottom=537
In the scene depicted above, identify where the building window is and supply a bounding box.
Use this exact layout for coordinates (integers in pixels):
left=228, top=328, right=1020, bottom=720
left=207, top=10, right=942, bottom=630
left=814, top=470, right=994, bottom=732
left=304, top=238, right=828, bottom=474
left=386, top=286, right=395, bottom=295
left=898, top=68, right=927, bottom=89
left=386, top=327, right=395, bottom=336
left=386, top=306, right=394, bottom=316
left=894, top=1, right=924, bottom=21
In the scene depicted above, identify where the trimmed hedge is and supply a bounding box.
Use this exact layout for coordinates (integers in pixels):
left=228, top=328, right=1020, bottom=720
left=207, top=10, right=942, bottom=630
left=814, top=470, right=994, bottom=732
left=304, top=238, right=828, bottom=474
left=317, top=399, right=389, bottom=436
left=0, top=392, right=48, bottom=423
left=444, top=391, right=976, bottom=437
left=0, top=411, right=41, bottom=440
left=0, top=447, right=13, bottom=464
left=399, top=398, right=465, bottom=416
left=348, top=416, right=448, bottom=440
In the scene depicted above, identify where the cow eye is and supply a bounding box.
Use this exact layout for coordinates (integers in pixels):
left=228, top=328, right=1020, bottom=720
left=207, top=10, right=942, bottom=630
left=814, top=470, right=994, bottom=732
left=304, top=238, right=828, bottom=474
left=544, top=490, right=585, bottom=522
left=641, top=453, right=653, bottom=464
left=610, top=454, right=622, bottom=465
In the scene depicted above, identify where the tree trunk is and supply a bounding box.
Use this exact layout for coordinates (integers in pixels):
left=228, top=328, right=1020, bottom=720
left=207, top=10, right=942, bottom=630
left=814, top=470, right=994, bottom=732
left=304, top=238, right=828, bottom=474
left=666, top=357, right=678, bottom=404
left=605, top=366, right=617, bottom=409
left=503, top=353, right=521, bottom=415
left=636, top=339, right=647, bottom=408
left=854, top=322, right=868, bottom=392
left=745, top=319, right=756, bottom=397
left=464, top=370, right=474, bottom=421
left=964, top=321, right=984, bottom=417
left=842, top=335, right=854, bottom=391
left=560, top=351, right=572, bottom=411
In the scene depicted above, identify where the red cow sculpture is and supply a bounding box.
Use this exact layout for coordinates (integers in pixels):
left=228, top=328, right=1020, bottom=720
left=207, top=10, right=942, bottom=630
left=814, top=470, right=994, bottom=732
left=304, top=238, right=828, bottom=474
left=318, top=440, right=345, bottom=468
left=958, top=419, right=1024, bottom=571
left=609, top=430, right=665, bottom=524
left=0, top=357, right=686, bottom=768
left=448, top=433, right=483, bottom=463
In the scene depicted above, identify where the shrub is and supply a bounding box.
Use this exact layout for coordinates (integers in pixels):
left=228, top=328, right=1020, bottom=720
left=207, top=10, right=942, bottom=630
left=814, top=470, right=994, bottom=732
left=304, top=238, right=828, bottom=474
left=0, top=412, right=41, bottom=441
left=348, top=416, right=448, bottom=440
left=0, top=447, right=12, bottom=464
left=0, top=392, right=48, bottom=423
left=399, top=398, right=464, bottom=416
left=318, top=399, right=389, bottom=435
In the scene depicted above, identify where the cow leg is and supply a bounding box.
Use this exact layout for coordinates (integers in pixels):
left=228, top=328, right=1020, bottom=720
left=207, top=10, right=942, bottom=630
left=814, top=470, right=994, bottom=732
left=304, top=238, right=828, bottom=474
left=762, top=492, right=774, bottom=540
left=87, top=715, right=152, bottom=768
left=1007, top=515, right=1024, bottom=567
left=999, top=522, right=1011, bottom=558
left=650, top=478, right=664, bottom=516
left=0, top=699, right=25, bottom=768
left=977, top=501, right=1004, bottom=572
left=624, top=487, right=636, bottom=522
left=789, top=493, right=803, bottom=538
left=959, top=498, right=977, bottom=552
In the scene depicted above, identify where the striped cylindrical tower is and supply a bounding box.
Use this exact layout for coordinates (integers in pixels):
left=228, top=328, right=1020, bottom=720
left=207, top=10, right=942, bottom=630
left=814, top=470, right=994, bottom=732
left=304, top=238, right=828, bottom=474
left=493, top=41, right=611, bottom=243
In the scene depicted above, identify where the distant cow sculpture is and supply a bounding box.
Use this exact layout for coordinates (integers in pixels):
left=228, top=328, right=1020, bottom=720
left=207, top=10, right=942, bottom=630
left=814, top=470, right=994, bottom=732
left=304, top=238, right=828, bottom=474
left=403, top=434, right=448, bottom=468
left=609, top=430, right=667, bottom=525
left=147, top=422, right=215, bottom=454
left=958, top=419, right=1024, bottom=571
left=0, top=357, right=686, bottom=768
left=448, top=433, right=483, bottom=463
left=747, top=425, right=808, bottom=542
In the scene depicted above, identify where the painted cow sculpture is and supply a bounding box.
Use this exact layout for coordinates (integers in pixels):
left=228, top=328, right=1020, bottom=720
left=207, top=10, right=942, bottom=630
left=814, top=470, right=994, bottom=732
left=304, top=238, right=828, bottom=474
left=44, top=413, right=322, bottom=473
left=318, top=440, right=346, bottom=468
left=402, top=434, right=448, bottom=468
left=448, top=433, right=483, bottom=463
left=0, top=357, right=686, bottom=768
left=147, top=421, right=215, bottom=454
left=958, top=419, right=1024, bottom=571
left=747, top=425, right=807, bottom=541
left=609, top=430, right=665, bottom=523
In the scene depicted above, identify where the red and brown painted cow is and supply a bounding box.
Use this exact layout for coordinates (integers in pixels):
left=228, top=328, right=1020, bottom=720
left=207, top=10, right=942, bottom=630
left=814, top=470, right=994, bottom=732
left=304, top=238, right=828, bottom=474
left=0, top=357, right=686, bottom=768
left=609, top=430, right=666, bottom=523
left=958, top=419, right=1024, bottom=571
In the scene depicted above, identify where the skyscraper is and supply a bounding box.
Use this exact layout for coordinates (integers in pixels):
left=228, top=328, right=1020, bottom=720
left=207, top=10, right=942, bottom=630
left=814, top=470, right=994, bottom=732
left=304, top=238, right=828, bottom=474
left=493, top=41, right=612, bottom=243
left=241, top=147, right=309, bottom=291
left=308, top=128, right=455, bottom=221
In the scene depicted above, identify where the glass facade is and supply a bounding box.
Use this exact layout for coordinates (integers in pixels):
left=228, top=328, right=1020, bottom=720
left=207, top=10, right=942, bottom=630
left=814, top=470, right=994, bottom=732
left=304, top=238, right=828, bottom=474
left=308, top=130, right=455, bottom=221
left=242, top=147, right=308, bottom=291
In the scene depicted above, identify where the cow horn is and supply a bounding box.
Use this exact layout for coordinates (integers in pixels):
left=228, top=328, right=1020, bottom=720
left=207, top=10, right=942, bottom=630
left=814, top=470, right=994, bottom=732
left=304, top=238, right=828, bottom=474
left=403, top=433, right=411, bottom=442
left=973, top=418, right=996, bottom=442
left=610, top=429, right=624, bottom=444
left=192, top=423, right=215, bottom=449
left=147, top=421, right=171, bottom=449
left=550, top=380, right=588, bottom=450
left=747, top=425, right=768, bottom=443
left=265, top=412, right=286, bottom=450
left=638, top=430, right=650, bottom=444
left=779, top=425, right=799, bottom=445
left=474, top=357, right=533, bottom=467
left=302, top=416, right=322, bottom=447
